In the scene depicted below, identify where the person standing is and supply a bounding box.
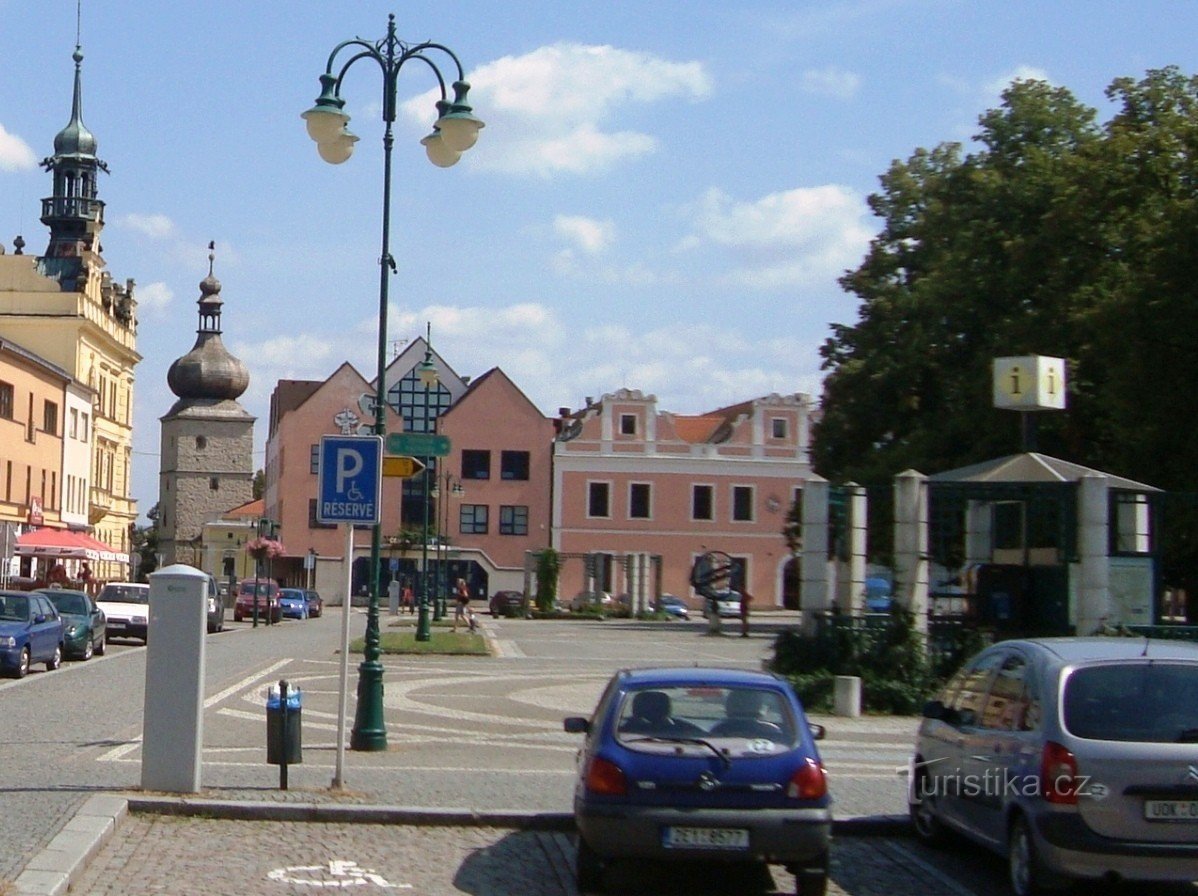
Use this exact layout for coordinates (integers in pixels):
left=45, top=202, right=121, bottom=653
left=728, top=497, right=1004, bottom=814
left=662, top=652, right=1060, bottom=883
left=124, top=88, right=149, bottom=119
left=739, top=589, right=753, bottom=637
left=402, top=582, right=414, bottom=614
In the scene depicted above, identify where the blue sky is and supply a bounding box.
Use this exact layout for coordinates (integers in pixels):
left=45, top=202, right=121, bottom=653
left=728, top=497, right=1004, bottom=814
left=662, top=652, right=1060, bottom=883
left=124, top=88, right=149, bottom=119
left=1, top=1, right=1195, bottom=521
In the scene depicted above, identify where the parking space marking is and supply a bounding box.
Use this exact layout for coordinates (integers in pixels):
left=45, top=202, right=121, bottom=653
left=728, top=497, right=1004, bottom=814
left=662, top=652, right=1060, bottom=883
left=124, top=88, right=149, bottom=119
left=267, top=859, right=411, bottom=889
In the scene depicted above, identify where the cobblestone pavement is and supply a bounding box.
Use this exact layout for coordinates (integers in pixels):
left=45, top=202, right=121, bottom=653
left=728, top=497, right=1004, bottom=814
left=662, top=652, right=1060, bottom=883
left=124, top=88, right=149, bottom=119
left=70, top=815, right=1004, bottom=896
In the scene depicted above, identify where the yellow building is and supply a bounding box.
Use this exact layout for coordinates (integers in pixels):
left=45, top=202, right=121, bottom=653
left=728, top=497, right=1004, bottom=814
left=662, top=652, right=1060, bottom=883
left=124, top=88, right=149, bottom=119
left=0, top=45, right=137, bottom=580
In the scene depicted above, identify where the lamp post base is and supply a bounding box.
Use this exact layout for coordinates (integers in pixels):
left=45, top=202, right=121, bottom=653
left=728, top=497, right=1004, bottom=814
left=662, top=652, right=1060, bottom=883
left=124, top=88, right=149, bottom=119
left=415, top=600, right=432, bottom=641
left=349, top=658, right=388, bottom=751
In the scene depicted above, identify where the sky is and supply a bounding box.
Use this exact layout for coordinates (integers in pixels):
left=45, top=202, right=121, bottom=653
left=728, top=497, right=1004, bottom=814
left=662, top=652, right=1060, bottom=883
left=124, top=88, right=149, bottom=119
left=1, top=1, right=1195, bottom=522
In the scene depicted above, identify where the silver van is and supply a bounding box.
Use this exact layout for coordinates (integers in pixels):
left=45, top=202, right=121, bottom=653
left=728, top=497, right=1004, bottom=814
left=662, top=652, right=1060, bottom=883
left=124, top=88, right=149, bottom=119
left=910, top=637, right=1198, bottom=895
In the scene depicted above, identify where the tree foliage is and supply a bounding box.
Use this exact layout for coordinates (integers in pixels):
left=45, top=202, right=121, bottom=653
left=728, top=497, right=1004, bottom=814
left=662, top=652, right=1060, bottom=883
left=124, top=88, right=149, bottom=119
left=815, top=68, right=1198, bottom=492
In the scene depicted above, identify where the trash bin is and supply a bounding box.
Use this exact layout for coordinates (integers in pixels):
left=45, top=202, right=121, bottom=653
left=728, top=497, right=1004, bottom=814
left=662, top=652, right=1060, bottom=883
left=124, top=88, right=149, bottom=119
left=266, top=681, right=302, bottom=765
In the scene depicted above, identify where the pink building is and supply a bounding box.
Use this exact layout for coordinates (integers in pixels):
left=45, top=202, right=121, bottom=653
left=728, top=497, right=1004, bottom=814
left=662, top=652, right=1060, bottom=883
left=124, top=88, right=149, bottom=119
left=263, top=363, right=402, bottom=592
left=437, top=368, right=554, bottom=595
left=552, top=389, right=816, bottom=609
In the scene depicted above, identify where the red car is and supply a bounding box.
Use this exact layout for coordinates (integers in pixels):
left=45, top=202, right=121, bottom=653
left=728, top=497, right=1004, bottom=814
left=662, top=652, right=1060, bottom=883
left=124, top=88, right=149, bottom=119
left=233, top=579, right=281, bottom=623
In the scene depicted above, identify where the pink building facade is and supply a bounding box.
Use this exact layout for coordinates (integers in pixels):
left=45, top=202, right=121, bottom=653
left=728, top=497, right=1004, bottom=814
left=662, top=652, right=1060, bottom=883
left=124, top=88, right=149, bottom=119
left=552, top=389, right=816, bottom=609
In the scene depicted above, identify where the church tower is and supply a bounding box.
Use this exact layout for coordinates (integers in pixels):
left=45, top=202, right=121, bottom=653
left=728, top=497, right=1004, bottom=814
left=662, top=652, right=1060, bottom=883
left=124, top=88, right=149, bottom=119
left=0, top=42, right=139, bottom=579
left=158, top=246, right=255, bottom=567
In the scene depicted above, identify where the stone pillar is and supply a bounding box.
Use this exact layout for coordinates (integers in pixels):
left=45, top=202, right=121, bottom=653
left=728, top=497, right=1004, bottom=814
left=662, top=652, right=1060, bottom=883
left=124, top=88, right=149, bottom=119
left=801, top=476, right=830, bottom=635
left=1077, top=474, right=1111, bottom=635
left=846, top=482, right=867, bottom=612
left=893, top=469, right=929, bottom=633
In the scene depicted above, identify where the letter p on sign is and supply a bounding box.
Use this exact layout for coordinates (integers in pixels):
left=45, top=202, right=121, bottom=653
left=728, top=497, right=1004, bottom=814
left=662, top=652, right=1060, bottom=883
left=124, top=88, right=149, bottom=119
left=336, top=448, right=363, bottom=493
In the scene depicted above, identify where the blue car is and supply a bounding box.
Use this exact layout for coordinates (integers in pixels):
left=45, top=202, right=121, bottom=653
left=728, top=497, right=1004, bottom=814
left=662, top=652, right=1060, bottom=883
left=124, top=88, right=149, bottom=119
left=563, top=666, right=832, bottom=895
left=278, top=588, right=309, bottom=620
left=0, top=590, right=66, bottom=678
left=654, top=594, right=690, bottom=619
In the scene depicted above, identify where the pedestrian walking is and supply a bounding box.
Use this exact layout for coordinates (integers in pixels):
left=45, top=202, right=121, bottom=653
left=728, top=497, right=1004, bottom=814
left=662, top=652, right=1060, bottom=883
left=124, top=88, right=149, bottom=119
left=739, top=589, right=752, bottom=637
left=402, top=582, right=414, bottom=614
left=452, top=578, right=471, bottom=632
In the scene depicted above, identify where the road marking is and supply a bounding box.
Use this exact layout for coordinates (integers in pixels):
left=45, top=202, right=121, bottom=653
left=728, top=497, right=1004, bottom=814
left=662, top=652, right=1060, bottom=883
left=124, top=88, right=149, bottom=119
left=267, top=859, right=410, bottom=888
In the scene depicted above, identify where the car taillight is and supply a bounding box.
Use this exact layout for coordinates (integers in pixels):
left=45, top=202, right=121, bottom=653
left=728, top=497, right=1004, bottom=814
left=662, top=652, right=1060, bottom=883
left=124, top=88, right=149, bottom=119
left=585, top=757, right=627, bottom=796
left=787, top=757, right=827, bottom=799
left=1040, top=741, right=1078, bottom=805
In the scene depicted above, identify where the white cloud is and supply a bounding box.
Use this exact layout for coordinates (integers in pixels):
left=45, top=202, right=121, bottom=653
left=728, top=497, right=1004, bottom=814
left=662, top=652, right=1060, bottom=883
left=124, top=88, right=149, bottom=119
left=986, top=65, right=1053, bottom=98
left=799, top=66, right=862, bottom=100
left=681, top=185, right=873, bottom=289
left=134, top=281, right=173, bottom=318
left=117, top=213, right=176, bottom=239
left=554, top=215, right=614, bottom=254
left=0, top=124, right=37, bottom=171
left=404, top=43, right=711, bottom=176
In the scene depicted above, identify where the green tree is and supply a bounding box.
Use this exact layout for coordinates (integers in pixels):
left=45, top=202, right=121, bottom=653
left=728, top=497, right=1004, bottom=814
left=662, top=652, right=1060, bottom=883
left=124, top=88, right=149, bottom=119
left=252, top=469, right=265, bottom=500
left=815, top=68, right=1198, bottom=493
left=131, top=504, right=160, bottom=582
left=534, top=548, right=562, bottom=612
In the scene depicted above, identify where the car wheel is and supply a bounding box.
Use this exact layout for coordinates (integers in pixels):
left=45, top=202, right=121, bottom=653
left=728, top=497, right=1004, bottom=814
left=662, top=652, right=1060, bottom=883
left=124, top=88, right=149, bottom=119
left=1009, top=814, right=1059, bottom=896
left=910, top=771, right=947, bottom=846
left=81, top=637, right=94, bottom=661
left=576, top=837, right=604, bottom=894
left=95, top=635, right=106, bottom=656
left=14, top=646, right=30, bottom=678
left=46, top=645, right=62, bottom=671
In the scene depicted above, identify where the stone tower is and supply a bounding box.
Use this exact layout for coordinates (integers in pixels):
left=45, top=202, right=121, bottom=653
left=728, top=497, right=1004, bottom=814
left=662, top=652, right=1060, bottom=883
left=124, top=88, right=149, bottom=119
left=158, top=246, right=254, bottom=567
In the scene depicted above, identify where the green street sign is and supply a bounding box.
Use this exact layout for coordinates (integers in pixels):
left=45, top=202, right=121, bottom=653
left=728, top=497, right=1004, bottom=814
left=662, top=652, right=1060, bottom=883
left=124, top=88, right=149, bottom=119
left=386, top=432, right=451, bottom=457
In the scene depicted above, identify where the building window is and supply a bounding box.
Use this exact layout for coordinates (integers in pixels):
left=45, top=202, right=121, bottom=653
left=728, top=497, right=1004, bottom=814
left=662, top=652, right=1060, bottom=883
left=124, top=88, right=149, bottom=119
left=209, top=477, right=220, bottom=490
left=43, top=401, right=58, bottom=436
left=460, top=504, right=489, bottom=534
left=462, top=450, right=491, bottom=480
left=587, top=481, right=610, bottom=518
left=692, top=484, right=713, bottom=521
left=732, top=485, right=754, bottom=522
left=629, top=483, right=651, bottom=519
left=500, top=450, right=530, bottom=481
left=771, top=417, right=787, bottom=438
left=308, top=498, right=336, bottom=529
left=310, top=444, right=320, bottom=474
left=0, top=381, right=12, bottom=419
left=80, top=413, right=88, bottom=440
left=499, top=505, right=528, bottom=535
left=196, top=435, right=207, bottom=450
left=69, top=408, right=78, bottom=439
left=619, top=413, right=636, bottom=435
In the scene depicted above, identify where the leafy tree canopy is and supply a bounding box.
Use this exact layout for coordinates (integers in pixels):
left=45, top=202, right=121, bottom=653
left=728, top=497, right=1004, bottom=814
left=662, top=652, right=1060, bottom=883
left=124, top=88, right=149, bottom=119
left=815, top=68, right=1198, bottom=492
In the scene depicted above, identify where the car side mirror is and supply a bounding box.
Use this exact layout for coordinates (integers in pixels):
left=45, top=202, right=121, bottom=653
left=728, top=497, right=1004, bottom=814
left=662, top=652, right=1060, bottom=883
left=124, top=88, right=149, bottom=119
left=563, top=716, right=590, bottom=734
left=808, top=722, right=826, bottom=741
left=33, top=613, right=46, bottom=624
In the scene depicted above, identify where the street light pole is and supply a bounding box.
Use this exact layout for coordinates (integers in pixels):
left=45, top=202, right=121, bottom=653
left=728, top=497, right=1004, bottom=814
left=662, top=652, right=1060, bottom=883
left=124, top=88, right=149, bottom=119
left=415, top=342, right=438, bottom=641
left=302, top=15, right=483, bottom=750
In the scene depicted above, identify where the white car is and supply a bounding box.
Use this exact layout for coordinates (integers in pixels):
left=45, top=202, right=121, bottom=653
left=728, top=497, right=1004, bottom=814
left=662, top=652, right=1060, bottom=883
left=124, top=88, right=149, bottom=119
left=702, top=590, right=742, bottom=618
left=96, top=582, right=150, bottom=643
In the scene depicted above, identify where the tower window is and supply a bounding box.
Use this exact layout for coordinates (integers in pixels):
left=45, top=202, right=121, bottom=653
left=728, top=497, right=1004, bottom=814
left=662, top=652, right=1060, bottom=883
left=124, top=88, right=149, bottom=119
left=209, top=477, right=219, bottom=490
left=196, top=436, right=207, bottom=450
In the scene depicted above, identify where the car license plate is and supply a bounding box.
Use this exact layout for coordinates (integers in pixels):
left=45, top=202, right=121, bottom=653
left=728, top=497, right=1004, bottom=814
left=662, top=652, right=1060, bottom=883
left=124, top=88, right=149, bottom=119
left=663, top=826, right=749, bottom=850
left=1144, top=800, right=1198, bottom=821
left=108, top=621, right=125, bottom=630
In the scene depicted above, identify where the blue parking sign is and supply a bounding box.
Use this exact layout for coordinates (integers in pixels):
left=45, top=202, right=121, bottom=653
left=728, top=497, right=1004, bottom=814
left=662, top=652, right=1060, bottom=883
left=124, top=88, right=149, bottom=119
left=317, top=436, right=382, bottom=525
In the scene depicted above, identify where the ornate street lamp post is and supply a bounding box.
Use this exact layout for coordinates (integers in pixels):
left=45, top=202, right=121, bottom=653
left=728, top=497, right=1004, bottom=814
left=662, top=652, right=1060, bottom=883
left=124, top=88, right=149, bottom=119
left=302, top=15, right=483, bottom=750
left=430, top=470, right=463, bottom=619
left=415, top=346, right=438, bottom=641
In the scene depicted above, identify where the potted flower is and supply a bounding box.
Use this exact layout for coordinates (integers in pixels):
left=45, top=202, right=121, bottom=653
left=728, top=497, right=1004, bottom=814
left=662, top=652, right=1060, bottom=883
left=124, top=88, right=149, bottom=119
left=246, top=536, right=286, bottom=562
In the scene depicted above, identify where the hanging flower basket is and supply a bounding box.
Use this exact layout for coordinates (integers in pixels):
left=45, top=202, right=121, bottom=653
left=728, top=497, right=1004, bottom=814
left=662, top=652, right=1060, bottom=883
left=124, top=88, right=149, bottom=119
left=246, top=536, right=287, bottom=562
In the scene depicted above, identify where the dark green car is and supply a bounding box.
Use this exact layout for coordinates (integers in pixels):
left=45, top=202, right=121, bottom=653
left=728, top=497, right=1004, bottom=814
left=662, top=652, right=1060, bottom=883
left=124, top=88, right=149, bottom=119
left=37, top=589, right=106, bottom=660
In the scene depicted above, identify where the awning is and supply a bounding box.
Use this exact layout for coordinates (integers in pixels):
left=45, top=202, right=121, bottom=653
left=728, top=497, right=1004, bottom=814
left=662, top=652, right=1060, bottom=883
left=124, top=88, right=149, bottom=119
left=14, top=528, right=125, bottom=563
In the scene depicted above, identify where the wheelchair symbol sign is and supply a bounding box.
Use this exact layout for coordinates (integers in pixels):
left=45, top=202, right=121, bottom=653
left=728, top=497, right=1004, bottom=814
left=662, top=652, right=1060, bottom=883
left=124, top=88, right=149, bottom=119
left=317, top=435, right=382, bottom=525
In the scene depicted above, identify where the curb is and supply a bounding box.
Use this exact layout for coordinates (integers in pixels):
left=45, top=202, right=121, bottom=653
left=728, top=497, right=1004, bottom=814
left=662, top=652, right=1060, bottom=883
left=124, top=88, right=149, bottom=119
left=12, top=795, right=910, bottom=895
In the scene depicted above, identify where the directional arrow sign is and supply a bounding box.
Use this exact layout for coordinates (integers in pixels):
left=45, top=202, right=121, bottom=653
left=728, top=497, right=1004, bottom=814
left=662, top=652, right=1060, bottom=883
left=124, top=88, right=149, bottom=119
left=381, top=456, right=426, bottom=478
left=386, top=432, right=451, bottom=457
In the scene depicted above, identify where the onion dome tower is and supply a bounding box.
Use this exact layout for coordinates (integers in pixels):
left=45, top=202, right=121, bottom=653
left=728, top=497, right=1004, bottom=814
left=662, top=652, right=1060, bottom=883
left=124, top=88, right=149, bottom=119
left=158, top=244, right=255, bottom=567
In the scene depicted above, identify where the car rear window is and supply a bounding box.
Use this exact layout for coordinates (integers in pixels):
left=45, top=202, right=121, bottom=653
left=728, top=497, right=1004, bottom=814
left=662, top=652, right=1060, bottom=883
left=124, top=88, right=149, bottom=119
left=99, top=585, right=149, bottom=604
left=616, top=685, right=796, bottom=745
left=1064, top=662, right=1198, bottom=743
